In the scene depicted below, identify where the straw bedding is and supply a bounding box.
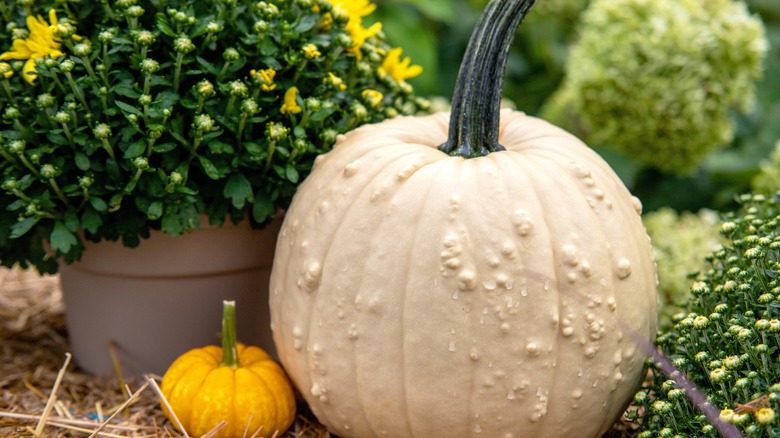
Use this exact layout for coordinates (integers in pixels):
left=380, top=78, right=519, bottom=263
left=0, top=266, right=635, bottom=437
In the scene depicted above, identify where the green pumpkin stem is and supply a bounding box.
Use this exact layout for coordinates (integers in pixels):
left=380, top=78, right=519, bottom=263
left=439, top=0, right=536, bottom=158
left=220, top=300, right=240, bottom=368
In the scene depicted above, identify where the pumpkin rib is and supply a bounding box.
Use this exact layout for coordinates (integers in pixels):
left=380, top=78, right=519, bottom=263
left=398, top=155, right=446, bottom=438
left=507, top=150, right=565, bottom=436
left=277, top=142, right=403, bottom=419
left=238, top=367, right=272, bottom=436
left=302, top=143, right=428, bottom=434
left=462, top=155, right=509, bottom=436
left=163, top=359, right=213, bottom=430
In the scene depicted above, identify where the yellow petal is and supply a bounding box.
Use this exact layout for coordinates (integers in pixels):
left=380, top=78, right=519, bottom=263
left=22, top=58, right=38, bottom=84
left=0, top=40, right=34, bottom=60
left=48, top=9, right=58, bottom=27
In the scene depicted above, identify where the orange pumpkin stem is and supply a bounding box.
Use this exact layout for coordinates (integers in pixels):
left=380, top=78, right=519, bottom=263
left=439, top=0, right=536, bottom=158
left=220, top=300, right=240, bottom=368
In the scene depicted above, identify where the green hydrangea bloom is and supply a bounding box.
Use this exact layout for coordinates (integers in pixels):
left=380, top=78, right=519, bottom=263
left=753, top=140, right=780, bottom=194
left=632, top=193, right=780, bottom=435
left=643, top=208, right=724, bottom=330
left=543, top=0, right=767, bottom=174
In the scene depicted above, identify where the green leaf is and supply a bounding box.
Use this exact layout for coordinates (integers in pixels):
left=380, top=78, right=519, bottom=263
left=123, top=140, right=146, bottom=158
left=81, top=207, right=101, bottom=234
left=155, top=12, right=176, bottom=37
left=147, top=201, right=163, bottom=220
left=260, top=38, right=278, bottom=56
left=75, top=152, right=90, bottom=171
left=49, top=221, right=78, bottom=254
left=252, top=195, right=274, bottom=223
left=89, top=196, right=108, bottom=212
left=161, top=212, right=184, bottom=236
left=285, top=165, right=299, bottom=183
left=152, top=142, right=177, bottom=153
left=197, top=155, right=221, bottom=179
left=223, top=173, right=253, bottom=209
left=10, top=217, right=38, bottom=238
left=64, top=208, right=79, bottom=231
left=115, top=100, right=143, bottom=116
left=294, top=14, right=319, bottom=33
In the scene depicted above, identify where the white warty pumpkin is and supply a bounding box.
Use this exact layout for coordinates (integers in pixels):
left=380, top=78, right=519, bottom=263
left=269, top=109, right=658, bottom=437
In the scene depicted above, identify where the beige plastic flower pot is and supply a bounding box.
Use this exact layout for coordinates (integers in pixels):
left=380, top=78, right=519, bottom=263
left=58, top=216, right=282, bottom=377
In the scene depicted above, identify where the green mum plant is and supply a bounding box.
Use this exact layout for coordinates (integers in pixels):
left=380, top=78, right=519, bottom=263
left=0, top=0, right=427, bottom=273
left=643, top=207, right=724, bottom=330
left=632, top=193, right=780, bottom=437
left=542, top=0, right=767, bottom=174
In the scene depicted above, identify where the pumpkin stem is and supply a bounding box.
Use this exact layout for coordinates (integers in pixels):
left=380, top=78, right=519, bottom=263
left=220, top=300, right=240, bottom=368
left=439, top=0, right=536, bottom=158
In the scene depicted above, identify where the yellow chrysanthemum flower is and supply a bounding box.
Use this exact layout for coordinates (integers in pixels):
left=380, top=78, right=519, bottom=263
left=328, top=0, right=376, bottom=20
left=251, top=67, right=277, bottom=91
left=302, top=43, right=321, bottom=59
left=379, top=47, right=422, bottom=83
left=280, top=87, right=302, bottom=115
left=0, top=9, right=65, bottom=84
left=361, top=89, right=383, bottom=107
left=0, top=62, right=13, bottom=79
left=325, top=0, right=381, bottom=55
left=325, top=72, right=347, bottom=91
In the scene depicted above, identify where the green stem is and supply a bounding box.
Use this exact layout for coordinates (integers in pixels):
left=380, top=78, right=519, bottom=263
left=48, top=178, right=68, bottom=203
left=439, top=0, right=536, bottom=158
left=173, top=53, right=184, bottom=92
left=220, top=300, right=240, bottom=368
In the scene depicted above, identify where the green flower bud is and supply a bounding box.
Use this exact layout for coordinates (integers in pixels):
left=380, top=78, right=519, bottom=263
left=223, top=48, right=240, bottom=62
left=240, top=99, right=259, bottom=115
left=266, top=122, right=289, bottom=141
left=168, top=171, right=184, bottom=185
left=174, top=35, right=195, bottom=53
left=11, top=28, right=28, bottom=41
left=116, top=0, right=137, bottom=8
left=1, top=177, right=17, bottom=191
left=148, top=124, right=164, bottom=139
left=4, top=106, right=20, bottom=119
left=206, top=21, right=222, bottom=34
left=93, top=123, right=112, bottom=140
left=8, top=140, right=25, bottom=154
left=134, top=30, right=156, bottom=46
left=36, top=93, right=55, bottom=108
left=723, top=355, right=741, bottom=370
left=40, top=164, right=57, bottom=179
left=256, top=1, right=279, bottom=18
left=126, top=5, right=144, bottom=18
left=228, top=80, right=248, bottom=97
left=351, top=102, right=368, bottom=120
left=709, top=367, right=729, bottom=383
left=193, top=114, right=215, bottom=132
left=304, top=97, right=321, bottom=112
left=335, top=33, right=352, bottom=48
left=253, top=20, right=269, bottom=33
left=73, top=43, right=91, bottom=57
left=138, top=94, right=153, bottom=106
left=98, top=29, right=116, bottom=43
left=59, top=59, right=75, bottom=72
left=320, top=128, right=338, bottom=144
left=139, top=58, right=160, bottom=74
left=173, top=11, right=189, bottom=23
left=133, top=157, right=149, bottom=170
left=52, top=111, right=71, bottom=124
left=78, top=176, right=94, bottom=189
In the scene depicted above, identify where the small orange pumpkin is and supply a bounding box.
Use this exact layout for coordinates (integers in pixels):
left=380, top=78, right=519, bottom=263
left=161, top=300, right=296, bottom=438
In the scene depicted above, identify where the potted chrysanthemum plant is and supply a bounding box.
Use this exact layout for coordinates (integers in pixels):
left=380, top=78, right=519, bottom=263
left=0, top=0, right=426, bottom=375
